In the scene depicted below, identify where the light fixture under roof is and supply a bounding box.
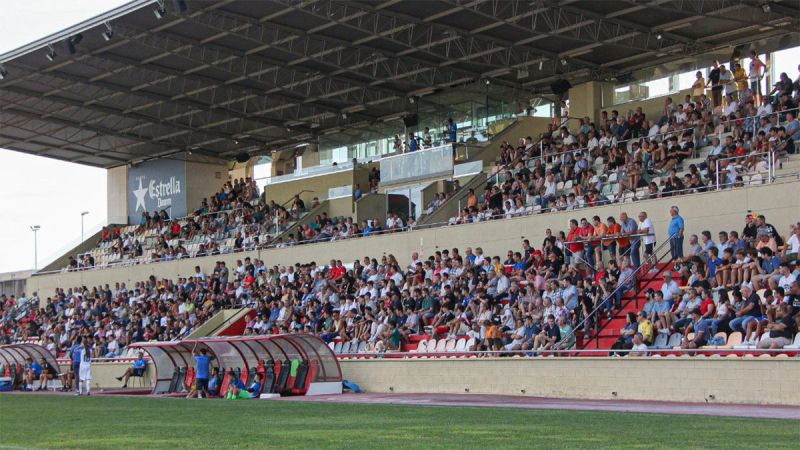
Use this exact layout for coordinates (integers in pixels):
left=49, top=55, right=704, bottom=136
left=154, top=1, right=167, bottom=19
left=66, top=33, right=83, bottom=54
left=45, top=45, right=56, bottom=61
left=102, top=22, right=114, bottom=41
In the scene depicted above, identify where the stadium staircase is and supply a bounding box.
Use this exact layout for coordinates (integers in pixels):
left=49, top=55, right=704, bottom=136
left=184, top=307, right=254, bottom=339
left=575, top=235, right=676, bottom=353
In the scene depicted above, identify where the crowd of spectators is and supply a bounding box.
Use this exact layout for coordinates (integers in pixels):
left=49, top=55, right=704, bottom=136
left=450, top=62, right=799, bottom=226
left=5, top=208, right=669, bottom=360
left=611, top=214, right=799, bottom=354
left=62, top=63, right=799, bottom=274
left=4, top=208, right=798, bottom=364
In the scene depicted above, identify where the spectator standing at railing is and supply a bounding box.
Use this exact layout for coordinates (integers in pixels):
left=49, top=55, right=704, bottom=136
left=447, top=118, right=457, bottom=150
left=668, top=206, right=685, bottom=260
left=691, top=71, right=706, bottom=102
left=423, top=127, right=432, bottom=148
left=734, top=63, right=748, bottom=98
left=749, top=51, right=766, bottom=101
left=637, top=211, right=656, bottom=269
left=707, top=60, right=722, bottom=109
left=719, top=64, right=735, bottom=105
left=407, top=132, right=418, bottom=152
left=785, top=112, right=800, bottom=142
left=618, top=212, right=639, bottom=269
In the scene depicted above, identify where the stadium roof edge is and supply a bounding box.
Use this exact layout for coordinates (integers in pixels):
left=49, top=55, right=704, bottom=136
left=0, top=0, right=157, bottom=64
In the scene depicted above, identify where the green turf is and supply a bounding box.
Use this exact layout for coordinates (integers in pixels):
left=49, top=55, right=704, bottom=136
left=0, top=395, right=796, bottom=449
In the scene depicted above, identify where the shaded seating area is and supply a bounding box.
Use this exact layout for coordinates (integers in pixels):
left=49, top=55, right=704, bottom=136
left=130, top=334, right=342, bottom=397
left=0, top=344, right=62, bottom=391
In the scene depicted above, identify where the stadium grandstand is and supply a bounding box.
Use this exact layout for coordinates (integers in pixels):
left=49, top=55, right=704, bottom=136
left=1, top=0, right=799, bottom=447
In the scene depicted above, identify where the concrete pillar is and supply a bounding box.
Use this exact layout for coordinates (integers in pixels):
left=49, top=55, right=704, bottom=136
left=568, top=81, right=608, bottom=123
left=186, top=161, right=227, bottom=212
left=106, top=165, right=128, bottom=225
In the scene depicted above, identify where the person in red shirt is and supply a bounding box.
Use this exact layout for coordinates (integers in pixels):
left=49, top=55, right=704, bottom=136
left=566, top=219, right=584, bottom=267
left=170, top=222, right=181, bottom=238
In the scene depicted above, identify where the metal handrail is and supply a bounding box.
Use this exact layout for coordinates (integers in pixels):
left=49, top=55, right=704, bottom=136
left=558, top=232, right=677, bottom=349
left=713, top=150, right=774, bottom=190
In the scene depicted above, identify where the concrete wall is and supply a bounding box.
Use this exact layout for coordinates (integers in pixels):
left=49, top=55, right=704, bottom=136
left=466, top=116, right=552, bottom=164
left=186, top=161, right=227, bottom=211
left=570, top=80, right=700, bottom=127
left=421, top=179, right=456, bottom=212
left=106, top=166, right=128, bottom=225
left=328, top=196, right=355, bottom=219
left=78, top=355, right=800, bottom=405
left=264, top=169, right=355, bottom=207
left=419, top=173, right=486, bottom=226
left=339, top=357, right=800, bottom=405
left=569, top=81, right=608, bottom=121
left=602, top=87, right=694, bottom=125
left=57, top=360, right=155, bottom=392
left=228, top=159, right=251, bottom=181
left=356, top=194, right=387, bottom=225
left=27, top=180, right=800, bottom=294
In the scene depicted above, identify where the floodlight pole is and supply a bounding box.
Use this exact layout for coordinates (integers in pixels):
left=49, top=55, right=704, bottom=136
left=81, top=211, right=89, bottom=242
left=30, top=225, right=41, bottom=270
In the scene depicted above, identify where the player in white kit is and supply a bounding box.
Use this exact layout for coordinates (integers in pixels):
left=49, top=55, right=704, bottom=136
left=76, top=340, right=93, bottom=396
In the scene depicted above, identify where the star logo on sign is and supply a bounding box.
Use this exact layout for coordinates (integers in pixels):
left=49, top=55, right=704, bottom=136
left=132, top=178, right=148, bottom=212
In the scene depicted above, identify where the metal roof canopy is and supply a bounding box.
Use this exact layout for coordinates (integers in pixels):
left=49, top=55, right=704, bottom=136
left=129, top=334, right=342, bottom=394
left=1, top=0, right=799, bottom=168
left=0, top=343, right=59, bottom=371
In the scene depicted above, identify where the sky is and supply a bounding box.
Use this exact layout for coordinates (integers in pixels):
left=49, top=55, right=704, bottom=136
left=0, top=0, right=129, bottom=273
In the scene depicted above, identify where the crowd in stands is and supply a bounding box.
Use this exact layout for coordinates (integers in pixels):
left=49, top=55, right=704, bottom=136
left=450, top=60, right=799, bottom=225
left=60, top=62, right=799, bottom=273
left=3, top=205, right=798, bottom=375
left=611, top=214, right=799, bottom=354
left=5, top=208, right=670, bottom=359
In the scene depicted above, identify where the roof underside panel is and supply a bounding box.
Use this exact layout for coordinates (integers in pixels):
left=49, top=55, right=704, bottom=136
left=1, top=0, right=798, bottom=168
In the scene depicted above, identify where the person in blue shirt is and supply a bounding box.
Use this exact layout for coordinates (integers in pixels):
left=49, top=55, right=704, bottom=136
left=447, top=118, right=457, bottom=145
left=706, top=247, right=724, bottom=284
left=752, top=247, right=783, bottom=289
left=407, top=132, right=418, bottom=152
left=207, top=367, right=221, bottom=397
left=188, top=345, right=214, bottom=398
left=668, top=205, right=685, bottom=259
left=116, top=352, right=147, bottom=388
left=363, top=220, right=375, bottom=237
left=68, top=337, right=83, bottom=392
left=22, top=357, right=42, bottom=391
left=225, top=372, right=260, bottom=400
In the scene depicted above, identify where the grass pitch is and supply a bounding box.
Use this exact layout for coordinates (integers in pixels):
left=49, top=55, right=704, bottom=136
left=0, top=395, right=796, bottom=449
